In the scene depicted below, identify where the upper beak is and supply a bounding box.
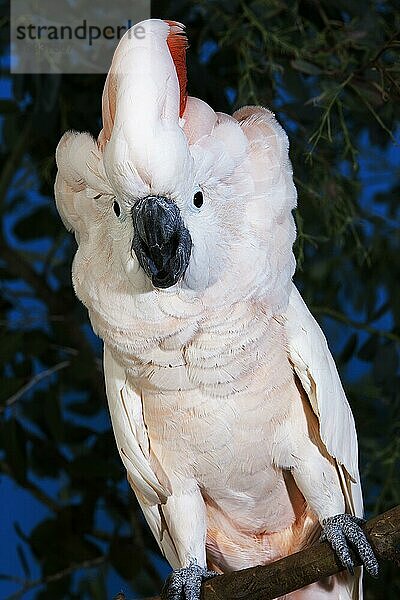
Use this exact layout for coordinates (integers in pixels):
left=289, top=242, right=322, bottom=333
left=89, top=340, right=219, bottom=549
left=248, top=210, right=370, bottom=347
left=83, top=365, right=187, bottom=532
left=131, top=196, right=192, bottom=289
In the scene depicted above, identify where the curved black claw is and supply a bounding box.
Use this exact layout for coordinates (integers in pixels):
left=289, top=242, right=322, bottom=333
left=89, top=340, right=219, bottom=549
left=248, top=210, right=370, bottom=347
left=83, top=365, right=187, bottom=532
left=161, top=559, right=217, bottom=600
left=321, top=514, right=379, bottom=578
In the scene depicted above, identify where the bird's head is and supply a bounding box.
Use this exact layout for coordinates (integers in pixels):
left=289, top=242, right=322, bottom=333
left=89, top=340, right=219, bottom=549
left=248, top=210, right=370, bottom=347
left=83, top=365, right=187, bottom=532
left=55, top=19, right=296, bottom=319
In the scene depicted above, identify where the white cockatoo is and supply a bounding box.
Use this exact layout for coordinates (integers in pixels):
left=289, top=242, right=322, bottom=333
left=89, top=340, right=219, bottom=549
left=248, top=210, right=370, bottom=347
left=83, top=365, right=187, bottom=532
left=54, top=19, right=378, bottom=600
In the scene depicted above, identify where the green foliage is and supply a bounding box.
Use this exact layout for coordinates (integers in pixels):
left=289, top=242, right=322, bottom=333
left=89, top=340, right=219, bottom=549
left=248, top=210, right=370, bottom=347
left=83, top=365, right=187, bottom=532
left=1, top=0, right=399, bottom=598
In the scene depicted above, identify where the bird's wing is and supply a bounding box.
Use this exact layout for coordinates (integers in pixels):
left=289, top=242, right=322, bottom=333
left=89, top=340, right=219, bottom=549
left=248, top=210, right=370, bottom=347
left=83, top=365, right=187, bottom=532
left=103, top=345, right=179, bottom=566
left=233, top=106, right=362, bottom=518
left=284, top=284, right=363, bottom=519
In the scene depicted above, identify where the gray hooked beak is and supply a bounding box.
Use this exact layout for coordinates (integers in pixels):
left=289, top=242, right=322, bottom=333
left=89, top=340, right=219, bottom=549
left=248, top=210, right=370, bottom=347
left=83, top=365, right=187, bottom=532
left=131, top=196, right=192, bottom=289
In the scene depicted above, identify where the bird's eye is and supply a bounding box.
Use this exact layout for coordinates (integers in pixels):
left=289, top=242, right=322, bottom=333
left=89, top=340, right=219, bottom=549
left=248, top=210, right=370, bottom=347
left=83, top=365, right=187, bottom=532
left=113, top=201, right=121, bottom=217
left=193, top=191, right=203, bottom=209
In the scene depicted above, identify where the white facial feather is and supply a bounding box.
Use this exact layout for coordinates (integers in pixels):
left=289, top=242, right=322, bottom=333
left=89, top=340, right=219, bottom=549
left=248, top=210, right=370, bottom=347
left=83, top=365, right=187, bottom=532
left=54, top=19, right=297, bottom=346
left=55, top=104, right=297, bottom=327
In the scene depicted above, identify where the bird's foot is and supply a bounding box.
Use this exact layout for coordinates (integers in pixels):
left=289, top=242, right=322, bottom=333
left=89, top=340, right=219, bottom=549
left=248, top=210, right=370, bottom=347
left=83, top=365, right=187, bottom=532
left=161, top=559, right=217, bottom=600
left=321, top=514, right=379, bottom=578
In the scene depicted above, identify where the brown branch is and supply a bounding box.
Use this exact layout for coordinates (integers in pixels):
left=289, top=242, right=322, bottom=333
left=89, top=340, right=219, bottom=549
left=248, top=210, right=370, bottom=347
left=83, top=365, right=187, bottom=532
left=0, top=240, right=106, bottom=400
left=140, top=506, right=400, bottom=600
left=312, top=305, right=400, bottom=343
left=0, top=360, right=70, bottom=414
left=0, top=460, right=61, bottom=513
left=0, top=117, right=33, bottom=207
left=5, top=555, right=105, bottom=600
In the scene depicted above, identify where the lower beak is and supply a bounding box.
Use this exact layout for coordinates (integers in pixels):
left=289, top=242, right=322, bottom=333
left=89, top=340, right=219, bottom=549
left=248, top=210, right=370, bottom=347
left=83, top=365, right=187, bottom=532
left=131, top=196, right=192, bottom=289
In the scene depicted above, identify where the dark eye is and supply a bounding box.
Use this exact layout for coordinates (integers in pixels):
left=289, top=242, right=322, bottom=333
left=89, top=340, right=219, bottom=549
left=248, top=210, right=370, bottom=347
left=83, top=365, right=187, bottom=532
left=113, top=201, right=121, bottom=217
left=193, top=191, right=203, bottom=208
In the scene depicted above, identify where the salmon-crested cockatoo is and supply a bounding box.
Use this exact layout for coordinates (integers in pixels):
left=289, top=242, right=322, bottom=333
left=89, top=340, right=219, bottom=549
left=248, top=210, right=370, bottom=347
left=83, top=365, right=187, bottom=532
left=54, top=19, right=378, bottom=600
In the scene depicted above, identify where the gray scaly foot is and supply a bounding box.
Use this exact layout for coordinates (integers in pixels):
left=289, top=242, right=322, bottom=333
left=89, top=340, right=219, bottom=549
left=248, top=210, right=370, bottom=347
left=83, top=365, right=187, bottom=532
left=161, top=558, right=217, bottom=600
left=321, top=514, right=379, bottom=577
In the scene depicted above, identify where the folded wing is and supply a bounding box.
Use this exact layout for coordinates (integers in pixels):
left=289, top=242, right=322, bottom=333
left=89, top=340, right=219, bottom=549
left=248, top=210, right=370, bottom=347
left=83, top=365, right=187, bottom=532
left=104, top=346, right=180, bottom=567
left=285, top=285, right=363, bottom=518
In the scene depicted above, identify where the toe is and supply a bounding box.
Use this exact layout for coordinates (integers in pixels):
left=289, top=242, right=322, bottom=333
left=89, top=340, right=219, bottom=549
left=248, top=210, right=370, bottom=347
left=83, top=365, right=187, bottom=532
left=183, top=575, right=202, bottom=600
left=161, top=563, right=216, bottom=600
left=324, top=525, right=355, bottom=573
left=322, top=514, right=379, bottom=579
left=203, top=569, right=218, bottom=580
left=161, top=572, right=184, bottom=600
left=345, top=526, right=379, bottom=578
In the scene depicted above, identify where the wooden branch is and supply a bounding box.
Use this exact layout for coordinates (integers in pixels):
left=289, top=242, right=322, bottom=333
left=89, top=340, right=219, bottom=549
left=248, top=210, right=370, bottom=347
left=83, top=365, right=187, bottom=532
left=138, top=505, right=400, bottom=600
left=0, top=240, right=106, bottom=401
left=0, top=117, right=32, bottom=206
left=5, top=555, right=106, bottom=600
left=0, top=360, right=70, bottom=414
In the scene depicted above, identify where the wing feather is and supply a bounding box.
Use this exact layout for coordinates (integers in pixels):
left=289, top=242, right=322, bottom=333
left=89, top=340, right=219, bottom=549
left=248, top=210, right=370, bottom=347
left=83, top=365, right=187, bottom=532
left=103, top=345, right=171, bottom=506
left=104, top=345, right=181, bottom=566
left=284, top=285, right=363, bottom=517
left=285, top=286, right=363, bottom=598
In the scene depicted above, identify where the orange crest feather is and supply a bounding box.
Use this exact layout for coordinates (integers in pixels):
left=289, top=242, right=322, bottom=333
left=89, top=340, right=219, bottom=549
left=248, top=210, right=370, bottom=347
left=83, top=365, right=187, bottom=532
left=165, top=20, right=189, bottom=118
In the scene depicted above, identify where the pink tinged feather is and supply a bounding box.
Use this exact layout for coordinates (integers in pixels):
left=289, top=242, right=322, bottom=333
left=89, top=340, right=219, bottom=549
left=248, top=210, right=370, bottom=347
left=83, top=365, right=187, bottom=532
left=54, top=131, right=113, bottom=240
left=183, top=96, right=217, bottom=144
left=54, top=20, right=364, bottom=597
left=97, top=20, right=194, bottom=200
left=99, top=20, right=183, bottom=145
left=285, top=286, right=360, bottom=487
left=103, top=346, right=171, bottom=506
